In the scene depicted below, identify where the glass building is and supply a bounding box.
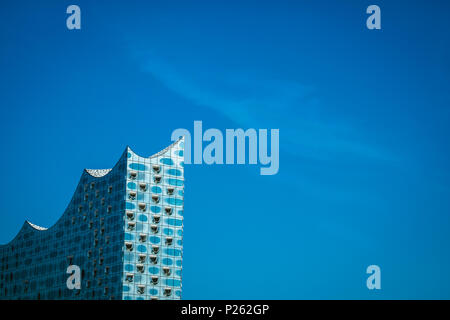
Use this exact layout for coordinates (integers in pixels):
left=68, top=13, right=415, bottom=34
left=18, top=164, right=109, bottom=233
left=0, top=138, right=184, bottom=300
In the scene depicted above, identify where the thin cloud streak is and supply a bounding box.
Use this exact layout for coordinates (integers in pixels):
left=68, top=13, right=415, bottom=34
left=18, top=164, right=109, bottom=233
left=140, top=53, right=397, bottom=163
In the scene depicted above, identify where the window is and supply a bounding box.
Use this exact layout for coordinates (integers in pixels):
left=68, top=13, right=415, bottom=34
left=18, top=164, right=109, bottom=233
left=167, top=187, right=175, bottom=195
left=136, top=264, right=144, bottom=273
left=139, top=183, right=147, bottom=191
left=138, top=254, right=146, bottom=263
left=151, top=296, right=159, bottom=300
left=125, top=273, right=134, bottom=282
left=150, top=224, right=158, bottom=234
left=164, top=288, right=172, bottom=297
left=150, top=255, right=158, bottom=264
left=139, top=234, right=147, bottom=242
left=154, top=175, right=162, bottom=184
left=126, top=211, right=135, bottom=220
left=127, top=222, right=136, bottom=231
left=152, top=195, right=160, bottom=203
left=152, top=165, right=160, bottom=173
left=151, top=276, right=159, bottom=285
left=151, top=245, right=159, bottom=254
left=125, top=242, right=133, bottom=251
left=163, top=267, right=171, bottom=276
left=152, top=215, right=160, bottom=224
left=108, top=186, right=113, bottom=193
left=165, top=237, right=173, bottom=246
left=138, top=203, right=146, bottom=212
left=137, top=285, right=145, bottom=294
left=129, top=171, right=137, bottom=179
left=128, top=191, right=137, bottom=200
left=107, top=205, right=112, bottom=213
left=164, top=207, right=173, bottom=215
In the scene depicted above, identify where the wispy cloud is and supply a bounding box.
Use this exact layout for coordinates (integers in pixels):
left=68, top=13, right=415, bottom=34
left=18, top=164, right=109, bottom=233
left=139, top=52, right=396, bottom=163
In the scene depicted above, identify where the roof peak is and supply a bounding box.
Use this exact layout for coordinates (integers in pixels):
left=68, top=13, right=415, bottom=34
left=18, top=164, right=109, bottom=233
left=85, top=168, right=112, bottom=177
left=127, top=137, right=184, bottom=159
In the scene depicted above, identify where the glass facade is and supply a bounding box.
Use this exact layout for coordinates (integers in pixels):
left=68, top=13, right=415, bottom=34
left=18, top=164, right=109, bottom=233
left=0, top=138, right=184, bottom=300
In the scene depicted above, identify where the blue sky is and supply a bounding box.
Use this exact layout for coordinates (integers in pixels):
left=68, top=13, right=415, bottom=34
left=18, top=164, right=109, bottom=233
left=1, top=0, right=450, bottom=298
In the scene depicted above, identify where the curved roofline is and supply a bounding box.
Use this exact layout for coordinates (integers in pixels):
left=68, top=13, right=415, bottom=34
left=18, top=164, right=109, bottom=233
left=0, top=139, right=183, bottom=247
left=26, top=220, right=48, bottom=231
left=0, top=146, right=129, bottom=247
left=0, top=221, right=48, bottom=247
left=127, top=136, right=184, bottom=159
left=84, top=168, right=113, bottom=178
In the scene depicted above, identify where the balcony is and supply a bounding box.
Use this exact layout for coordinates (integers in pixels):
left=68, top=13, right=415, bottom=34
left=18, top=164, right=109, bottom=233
left=125, top=273, right=134, bottom=282
left=149, top=255, right=158, bottom=264
left=151, top=195, right=160, bottom=204
left=164, top=288, right=172, bottom=297
left=128, top=191, right=137, bottom=200
left=137, top=285, right=145, bottom=294
left=150, top=224, right=159, bottom=234
left=125, top=242, right=133, bottom=251
left=129, top=171, right=137, bottom=179
left=152, top=165, right=161, bottom=173
left=163, top=267, right=171, bottom=276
